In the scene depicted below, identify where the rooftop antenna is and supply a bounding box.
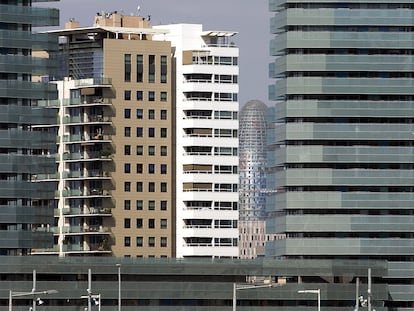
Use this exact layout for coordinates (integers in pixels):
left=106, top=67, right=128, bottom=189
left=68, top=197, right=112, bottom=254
left=137, top=5, right=141, bottom=16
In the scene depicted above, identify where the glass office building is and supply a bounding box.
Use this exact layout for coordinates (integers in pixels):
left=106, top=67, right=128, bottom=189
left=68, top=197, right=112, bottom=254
left=268, top=0, right=414, bottom=309
left=0, top=0, right=58, bottom=255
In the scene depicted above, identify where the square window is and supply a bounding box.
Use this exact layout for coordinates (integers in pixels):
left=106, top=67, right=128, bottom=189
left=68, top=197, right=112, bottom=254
left=124, top=200, right=131, bottom=210
left=136, top=145, right=143, bottom=155
left=148, top=237, right=155, bottom=247
left=160, top=200, right=167, bottom=211
left=124, top=236, right=131, bottom=247
left=136, top=163, right=143, bottom=174
left=148, top=109, right=155, bottom=120
left=160, top=164, right=167, bottom=174
left=161, top=128, right=167, bottom=138
left=124, top=145, right=131, bottom=155
left=124, top=163, right=131, bottom=174
left=136, top=236, right=143, bottom=247
left=149, top=128, right=155, bottom=137
left=148, top=200, right=155, bottom=210
left=124, top=90, right=131, bottom=100
left=160, top=146, right=167, bottom=156
left=124, top=182, right=131, bottom=192
left=136, top=109, right=143, bottom=119
left=136, top=127, right=143, bottom=137
left=160, top=110, right=167, bottom=120
left=148, top=146, right=155, bottom=156
left=124, top=127, right=131, bottom=137
left=148, top=219, right=155, bottom=229
left=124, top=218, right=131, bottom=228
left=136, top=200, right=143, bottom=210
left=160, top=219, right=167, bottom=229
left=161, top=237, right=167, bottom=247
left=124, top=108, right=131, bottom=119
left=136, top=182, right=143, bottom=192
left=149, top=91, right=155, bottom=101
left=136, top=218, right=143, bottom=228
left=148, top=163, right=155, bottom=174
left=160, top=92, right=167, bottom=102
left=137, top=91, right=143, bottom=101
left=161, top=182, right=167, bottom=192
left=148, top=182, right=155, bottom=192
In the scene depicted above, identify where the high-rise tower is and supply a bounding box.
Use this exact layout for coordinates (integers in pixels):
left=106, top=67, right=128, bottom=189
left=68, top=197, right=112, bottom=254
left=154, top=24, right=239, bottom=258
left=34, top=12, right=174, bottom=258
left=268, top=0, right=414, bottom=309
left=0, top=0, right=58, bottom=255
left=239, top=100, right=268, bottom=258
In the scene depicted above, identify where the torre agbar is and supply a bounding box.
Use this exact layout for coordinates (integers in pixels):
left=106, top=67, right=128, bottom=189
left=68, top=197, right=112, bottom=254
left=267, top=0, right=414, bottom=309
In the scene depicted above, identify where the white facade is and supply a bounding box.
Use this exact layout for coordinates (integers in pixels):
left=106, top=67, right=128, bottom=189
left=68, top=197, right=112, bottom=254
left=154, top=24, right=239, bottom=258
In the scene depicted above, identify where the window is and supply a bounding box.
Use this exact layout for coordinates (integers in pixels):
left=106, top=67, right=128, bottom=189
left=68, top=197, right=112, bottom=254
left=124, top=218, right=131, bottom=228
left=160, top=146, right=167, bottom=156
left=160, top=110, right=167, bottom=120
left=124, top=200, right=131, bottom=210
left=148, top=219, right=155, bottom=228
left=124, top=236, right=131, bottom=247
left=161, top=237, right=167, bottom=247
left=148, top=146, right=155, bottom=156
left=124, top=90, right=131, bottom=100
left=161, top=128, right=167, bottom=138
left=136, top=236, right=143, bottom=247
left=136, top=200, right=143, bottom=210
left=148, top=109, right=155, bottom=120
left=160, top=164, right=167, bottom=174
left=148, top=200, right=155, bottom=210
left=160, top=92, right=167, bottom=102
left=124, top=108, right=131, bottom=119
left=136, top=163, right=143, bottom=174
left=160, top=200, right=167, bottom=211
left=149, top=128, right=155, bottom=137
left=136, top=127, right=143, bottom=137
left=148, top=55, right=155, bottom=83
left=124, top=127, right=131, bottom=137
left=160, top=55, right=167, bottom=83
left=161, top=182, right=167, bottom=192
left=136, top=218, right=143, bottom=228
left=160, top=219, right=167, bottom=229
left=136, top=109, right=143, bottom=119
left=136, top=145, right=143, bottom=155
left=136, top=54, right=143, bottom=82
left=124, top=163, right=131, bottom=174
left=124, top=54, right=131, bottom=82
left=124, top=145, right=131, bottom=155
left=136, top=182, right=143, bottom=192
left=124, top=182, right=131, bottom=192
left=148, top=91, right=155, bottom=101
left=149, top=182, right=155, bottom=192
left=137, top=90, right=143, bottom=101
left=148, top=164, right=155, bottom=174
left=148, top=237, right=155, bottom=247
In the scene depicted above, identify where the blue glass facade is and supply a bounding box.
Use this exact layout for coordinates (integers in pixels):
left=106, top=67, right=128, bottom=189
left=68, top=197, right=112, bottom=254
left=268, top=0, right=414, bottom=309
left=0, top=0, right=58, bottom=255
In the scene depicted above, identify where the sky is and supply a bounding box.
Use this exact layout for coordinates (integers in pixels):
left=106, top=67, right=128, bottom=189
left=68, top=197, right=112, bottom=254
left=45, top=0, right=272, bottom=106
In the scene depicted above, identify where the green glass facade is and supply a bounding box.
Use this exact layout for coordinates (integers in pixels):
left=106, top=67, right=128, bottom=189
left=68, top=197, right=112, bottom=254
left=267, top=0, right=414, bottom=309
left=0, top=0, right=58, bottom=255
left=0, top=256, right=388, bottom=311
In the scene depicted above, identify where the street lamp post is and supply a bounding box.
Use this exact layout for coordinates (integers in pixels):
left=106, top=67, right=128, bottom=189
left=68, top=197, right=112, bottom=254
left=116, top=264, right=121, bottom=311
left=298, top=289, right=321, bottom=311
left=232, top=283, right=272, bottom=311
left=8, top=270, right=58, bottom=311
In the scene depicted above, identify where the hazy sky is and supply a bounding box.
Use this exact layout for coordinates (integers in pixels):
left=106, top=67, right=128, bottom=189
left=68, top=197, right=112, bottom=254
left=46, top=0, right=272, bottom=106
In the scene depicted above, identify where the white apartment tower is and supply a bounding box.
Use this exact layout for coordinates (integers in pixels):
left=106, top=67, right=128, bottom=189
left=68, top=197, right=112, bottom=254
left=155, top=25, right=239, bottom=258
